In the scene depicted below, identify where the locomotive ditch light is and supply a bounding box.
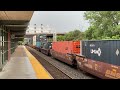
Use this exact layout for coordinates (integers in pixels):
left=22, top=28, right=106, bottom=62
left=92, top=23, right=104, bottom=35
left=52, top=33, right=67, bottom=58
left=49, top=46, right=52, bottom=49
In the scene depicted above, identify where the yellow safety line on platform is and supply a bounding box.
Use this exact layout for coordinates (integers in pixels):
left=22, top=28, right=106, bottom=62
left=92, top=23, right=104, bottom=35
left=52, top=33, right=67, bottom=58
left=24, top=46, right=53, bottom=79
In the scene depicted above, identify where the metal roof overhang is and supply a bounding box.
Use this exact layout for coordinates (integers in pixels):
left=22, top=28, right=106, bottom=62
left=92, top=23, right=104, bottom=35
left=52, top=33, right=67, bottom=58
left=0, top=11, right=34, bottom=41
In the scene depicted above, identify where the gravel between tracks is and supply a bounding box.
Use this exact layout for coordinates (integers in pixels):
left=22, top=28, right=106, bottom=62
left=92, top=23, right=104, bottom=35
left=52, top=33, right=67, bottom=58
left=26, top=46, right=96, bottom=79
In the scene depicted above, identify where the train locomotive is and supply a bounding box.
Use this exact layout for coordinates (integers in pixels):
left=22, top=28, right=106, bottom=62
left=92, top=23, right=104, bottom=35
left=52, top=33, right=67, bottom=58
left=31, top=34, right=47, bottom=51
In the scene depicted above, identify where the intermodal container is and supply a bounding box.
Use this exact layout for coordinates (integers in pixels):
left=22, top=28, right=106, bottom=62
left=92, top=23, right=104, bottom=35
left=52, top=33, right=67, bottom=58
left=82, top=40, right=120, bottom=66
left=33, top=35, right=36, bottom=46
left=52, top=41, right=80, bottom=54
left=36, top=42, right=41, bottom=48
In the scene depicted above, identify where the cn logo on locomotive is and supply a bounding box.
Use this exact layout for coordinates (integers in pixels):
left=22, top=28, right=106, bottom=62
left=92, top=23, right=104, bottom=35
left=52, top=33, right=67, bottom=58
left=91, top=48, right=101, bottom=56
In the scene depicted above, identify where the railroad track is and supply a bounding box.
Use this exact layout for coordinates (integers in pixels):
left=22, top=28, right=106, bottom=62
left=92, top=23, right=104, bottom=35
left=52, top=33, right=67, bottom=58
left=45, top=58, right=73, bottom=79
left=40, top=55, right=73, bottom=79
left=26, top=46, right=95, bottom=79
left=26, top=46, right=72, bottom=79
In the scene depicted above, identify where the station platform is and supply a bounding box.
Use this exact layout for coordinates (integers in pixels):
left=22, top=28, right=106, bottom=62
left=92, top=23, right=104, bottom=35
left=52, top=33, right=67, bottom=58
left=0, top=45, right=53, bottom=79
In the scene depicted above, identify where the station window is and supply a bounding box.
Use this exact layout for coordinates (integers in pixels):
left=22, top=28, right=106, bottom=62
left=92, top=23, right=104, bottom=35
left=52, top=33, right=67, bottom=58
left=0, top=25, right=17, bottom=69
left=0, top=25, right=19, bottom=69
left=0, top=26, right=8, bottom=69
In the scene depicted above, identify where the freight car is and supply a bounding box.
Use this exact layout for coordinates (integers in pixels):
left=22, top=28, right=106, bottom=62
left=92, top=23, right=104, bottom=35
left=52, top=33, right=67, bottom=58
left=50, top=41, right=80, bottom=66
left=29, top=39, right=120, bottom=79
left=40, top=42, right=52, bottom=56
left=76, top=40, right=120, bottom=79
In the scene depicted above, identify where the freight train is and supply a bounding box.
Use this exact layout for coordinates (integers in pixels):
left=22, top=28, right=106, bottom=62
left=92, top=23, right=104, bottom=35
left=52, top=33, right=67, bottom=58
left=27, top=35, right=120, bottom=79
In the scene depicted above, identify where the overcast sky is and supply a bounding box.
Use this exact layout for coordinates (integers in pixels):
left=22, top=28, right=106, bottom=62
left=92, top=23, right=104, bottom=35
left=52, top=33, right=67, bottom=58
left=29, top=11, right=90, bottom=33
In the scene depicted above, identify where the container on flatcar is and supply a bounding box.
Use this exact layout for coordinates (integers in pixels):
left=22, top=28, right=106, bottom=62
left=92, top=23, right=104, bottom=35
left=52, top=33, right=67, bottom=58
left=52, top=41, right=80, bottom=54
left=76, top=40, right=120, bottom=79
left=50, top=41, right=80, bottom=65
left=32, top=35, right=36, bottom=48
left=33, top=35, right=36, bottom=46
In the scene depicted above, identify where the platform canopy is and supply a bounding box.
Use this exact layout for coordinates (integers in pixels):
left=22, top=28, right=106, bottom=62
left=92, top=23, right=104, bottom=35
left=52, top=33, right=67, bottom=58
left=0, top=11, right=34, bottom=41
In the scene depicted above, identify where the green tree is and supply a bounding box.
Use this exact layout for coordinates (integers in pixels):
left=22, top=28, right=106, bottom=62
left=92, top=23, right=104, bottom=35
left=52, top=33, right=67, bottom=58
left=64, top=31, right=74, bottom=41
left=64, top=30, right=84, bottom=41
left=84, top=11, right=120, bottom=39
left=57, top=35, right=65, bottom=41
left=57, top=30, right=84, bottom=41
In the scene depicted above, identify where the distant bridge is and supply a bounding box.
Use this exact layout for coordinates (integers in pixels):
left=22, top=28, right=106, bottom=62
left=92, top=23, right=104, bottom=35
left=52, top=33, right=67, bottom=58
left=24, top=33, right=65, bottom=38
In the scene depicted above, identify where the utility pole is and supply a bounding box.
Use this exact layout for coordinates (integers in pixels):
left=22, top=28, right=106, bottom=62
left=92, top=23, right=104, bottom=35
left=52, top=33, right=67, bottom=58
left=54, top=29, right=57, bottom=42
left=41, top=24, right=43, bottom=34
left=34, top=24, right=36, bottom=34
left=53, top=28, right=57, bottom=42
